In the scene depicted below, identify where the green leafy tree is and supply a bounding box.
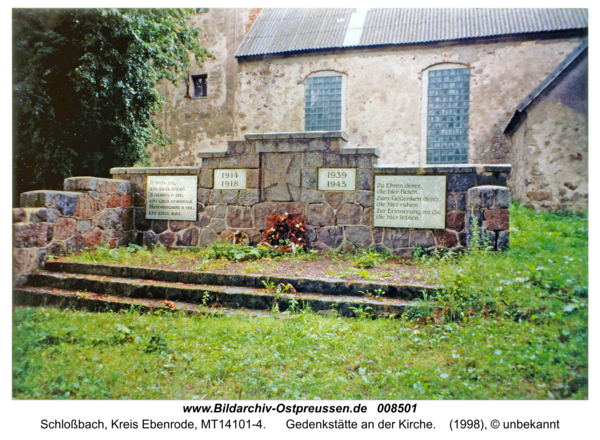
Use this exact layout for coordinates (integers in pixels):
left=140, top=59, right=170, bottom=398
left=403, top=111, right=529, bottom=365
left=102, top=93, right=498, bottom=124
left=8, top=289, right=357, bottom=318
left=13, top=8, right=209, bottom=200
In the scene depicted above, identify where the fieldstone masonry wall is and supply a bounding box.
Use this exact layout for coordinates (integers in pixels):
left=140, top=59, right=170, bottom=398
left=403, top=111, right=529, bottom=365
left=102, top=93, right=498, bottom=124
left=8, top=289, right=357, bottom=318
left=13, top=133, right=511, bottom=283
left=110, top=166, right=213, bottom=249
left=111, top=133, right=511, bottom=256
left=374, top=165, right=510, bottom=256
left=13, top=177, right=133, bottom=285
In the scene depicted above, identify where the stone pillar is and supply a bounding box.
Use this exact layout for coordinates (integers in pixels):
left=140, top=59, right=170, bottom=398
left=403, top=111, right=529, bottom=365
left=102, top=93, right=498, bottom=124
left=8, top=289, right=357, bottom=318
left=466, top=185, right=511, bottom=250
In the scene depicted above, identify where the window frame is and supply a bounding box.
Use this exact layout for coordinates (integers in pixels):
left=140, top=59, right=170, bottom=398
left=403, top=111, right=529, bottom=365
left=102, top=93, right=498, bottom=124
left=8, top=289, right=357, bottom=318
left=420, top=63, right=470, bottom=165
left=304, top=71, right=347, bottom=132
left=189, top=74, right=208, bottom=100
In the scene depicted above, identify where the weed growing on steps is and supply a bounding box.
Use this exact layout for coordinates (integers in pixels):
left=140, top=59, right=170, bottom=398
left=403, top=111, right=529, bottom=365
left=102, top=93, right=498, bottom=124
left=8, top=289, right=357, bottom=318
left=350, top=305, right=375, bottom=320
left=403, top=292, right=436, bottom=323
left=359, top=288, right=387, bottom=299
left=353, top=250, right=389, bottom=268
left=287, top=297, right=300, bottom=313
left=262, top=277, right=275, bottom=292
left=326, top=265, right=379, bottom=281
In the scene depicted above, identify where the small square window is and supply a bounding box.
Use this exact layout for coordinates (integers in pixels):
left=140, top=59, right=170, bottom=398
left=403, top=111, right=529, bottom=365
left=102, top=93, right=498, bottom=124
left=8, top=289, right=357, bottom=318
left=190, top=74, right=207, bottom=99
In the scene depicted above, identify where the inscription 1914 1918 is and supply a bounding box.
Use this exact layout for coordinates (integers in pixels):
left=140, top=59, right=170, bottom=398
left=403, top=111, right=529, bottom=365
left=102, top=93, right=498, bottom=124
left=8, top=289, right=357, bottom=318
left=374, top=175, right=446, bottom=229
left=214, top=169, right=247, bottom=189
left=146, top=176, right=198, bottom=220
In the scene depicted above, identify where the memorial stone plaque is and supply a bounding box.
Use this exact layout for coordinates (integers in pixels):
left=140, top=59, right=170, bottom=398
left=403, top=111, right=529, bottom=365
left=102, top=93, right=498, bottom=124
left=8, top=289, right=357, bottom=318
left=374, top=175, right=446, bottom=229
left=146, top=176, right=198, bottom=221
left=214, top=169, right=247, bottom=189
left=318, top=168, right=356, bottom=191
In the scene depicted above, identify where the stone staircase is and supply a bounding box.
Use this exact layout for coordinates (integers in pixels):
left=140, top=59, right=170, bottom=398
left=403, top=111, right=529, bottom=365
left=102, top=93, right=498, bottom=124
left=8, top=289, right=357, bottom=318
left=14, top=261, right=438, bottom=318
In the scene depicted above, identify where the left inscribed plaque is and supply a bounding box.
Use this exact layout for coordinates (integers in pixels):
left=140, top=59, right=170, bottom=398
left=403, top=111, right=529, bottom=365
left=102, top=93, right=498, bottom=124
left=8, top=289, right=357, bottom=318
left=146, top=176, right=198, bottom=220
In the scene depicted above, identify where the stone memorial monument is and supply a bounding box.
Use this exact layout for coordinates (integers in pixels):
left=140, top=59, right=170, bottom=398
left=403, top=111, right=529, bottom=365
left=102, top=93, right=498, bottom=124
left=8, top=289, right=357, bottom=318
left=108, top=132, right=511, bottom=255
left=14, top=131, right=511, bottom=282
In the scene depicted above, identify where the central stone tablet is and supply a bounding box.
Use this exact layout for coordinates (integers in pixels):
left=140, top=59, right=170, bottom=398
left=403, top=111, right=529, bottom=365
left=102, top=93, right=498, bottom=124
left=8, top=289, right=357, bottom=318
left=374, top=175, right=446, bottom=229
left=262, top=153, right=302, bottom=201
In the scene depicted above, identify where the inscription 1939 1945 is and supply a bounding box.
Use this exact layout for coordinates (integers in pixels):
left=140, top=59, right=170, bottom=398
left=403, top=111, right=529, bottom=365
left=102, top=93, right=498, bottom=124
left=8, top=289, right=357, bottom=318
left=318, top=168, right=356, bottom=191
left=374, top=176, right=446, bottom=229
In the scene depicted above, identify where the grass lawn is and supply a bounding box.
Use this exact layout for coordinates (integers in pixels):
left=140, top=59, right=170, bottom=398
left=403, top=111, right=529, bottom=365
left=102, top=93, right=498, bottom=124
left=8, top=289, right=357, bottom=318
left=12, top=203, right=588, bottom=399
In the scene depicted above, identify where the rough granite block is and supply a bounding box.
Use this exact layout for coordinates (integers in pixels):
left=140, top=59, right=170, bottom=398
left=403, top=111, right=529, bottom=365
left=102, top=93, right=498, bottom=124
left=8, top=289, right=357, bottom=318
left=13, top=222, right=50, bottom=248
left=302, top=190, right=324, bottom=204
left=357, top=169, right=373, bottom=191
left=344, top=226, right=373, bottom=248
left=199, top=169, right=213, bottom=189
left=336, top=203, right=363, bottom=225
left=307, top=204, right=335, bottom=227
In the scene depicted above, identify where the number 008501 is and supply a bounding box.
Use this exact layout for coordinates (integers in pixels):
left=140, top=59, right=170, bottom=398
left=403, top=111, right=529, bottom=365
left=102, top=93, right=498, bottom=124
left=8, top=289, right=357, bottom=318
left=377, top=403, right=417, bottom=413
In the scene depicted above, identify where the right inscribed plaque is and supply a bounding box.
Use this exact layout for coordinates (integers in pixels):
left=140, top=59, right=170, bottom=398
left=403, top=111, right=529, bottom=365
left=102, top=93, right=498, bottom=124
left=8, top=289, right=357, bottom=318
left=374, top=176, right=446, bottom=229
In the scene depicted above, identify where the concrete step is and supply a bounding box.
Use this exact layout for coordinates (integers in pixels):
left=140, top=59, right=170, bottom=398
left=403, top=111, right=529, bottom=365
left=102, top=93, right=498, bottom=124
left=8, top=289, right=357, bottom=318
left=23, top=270, right=415, bottom=318
left=44, top=261, right=437, bottom=300
left=13, top=286, right=268, bottom=317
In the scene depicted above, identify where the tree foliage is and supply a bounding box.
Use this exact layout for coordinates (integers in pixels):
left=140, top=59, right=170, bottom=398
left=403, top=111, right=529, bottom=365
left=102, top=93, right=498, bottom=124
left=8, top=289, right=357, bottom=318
left=13, top=8, right=209, bottom=198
